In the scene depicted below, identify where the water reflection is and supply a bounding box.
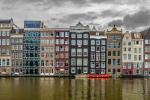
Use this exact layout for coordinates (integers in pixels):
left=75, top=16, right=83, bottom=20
left=0, top=78, right=149, bottom=100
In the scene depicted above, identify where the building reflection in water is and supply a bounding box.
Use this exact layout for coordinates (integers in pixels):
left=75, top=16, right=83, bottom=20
left=0, top=78, right=149, bottom=100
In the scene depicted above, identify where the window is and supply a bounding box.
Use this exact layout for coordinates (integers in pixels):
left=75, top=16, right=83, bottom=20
left=139, top=55, right=141, bottom=60
left=134, top=48, right=137, bottom=53
left=91, top=40, right=95, bottom=45
left=117, top=59, right=120, bottom=65
left=128, top=48, right=131, bottom=52
left=117, top=69, right=120, bottom=72
left=101, top=40, right=106, bottom=45
left=83, top=40, right=88, bottom=45
left=101, top=46, right=105, bottom=52
left=134, top=40, right=139, bottom=45
left=83, top=49, right=88, bottom=56
left=65, top=32, right=69, bottom=37
left=71, top=49, right=76, bottom=56
left=83, top=58, right=88, bottom=66
left=71, top=67, right=76, bottom=73
left=145, top=40, right=149, bottom=44
left=91, top=46, right=95, bottom=51
left=96, top=54, right=100, bottom=61
left=139, top=48, right=141, bottom=53
left=71, top=34, right=76, bottom=38
left=71, top=40, right=76, bottom=45
left=0, top=39, right=1, bottom=45
left=77, top=40, right=82, bottom=45
left=60, top=39, right=64, bottom=44
left=90, top=69, right=95, bottom=73
left=101, top=62, right=105, bottom=68
left=2, top=59, right=5, bottom=66
left=113, top=51, right=116, bottom=56
left=128, top=42, right=131, bottom=45
left=90, top=62, right=95, bottom=68
left=71, top=58, right=76, bottom=66
left=134, top=55, right=137, bottom=61
left=123, top=54, right=127, bottom=60
left=2, top=39, right=6, bottom=45
left=6, top=59, right=10, bottom=66
left=41, top=60, right=44, bottom=66
left=101, top=53, right=105, bottom=61
left=77, top=34, right=82, bottom=38
left=77, top=58, right=82, bottom=66
left=96, top=46, right=100, bottom=51
left=56, top=39, right=59, bottom=44
left=83, top=67, right=88, bottom=73
left=96, top=40, right=100, bottom=45
left=118, top=51, right=120, bottom=56
left=108, top=59, right=111, bottom=65
left=128, top=54, right=131, bottom=60
left=108, top=51, right=111, bottom=56
left=2, top=31, right=6, bottom=36
left=83, top=34, right=88, bottom=38
left=77, top=49, right=82, bottom=56
left=113, top=59, right=116, bottom=65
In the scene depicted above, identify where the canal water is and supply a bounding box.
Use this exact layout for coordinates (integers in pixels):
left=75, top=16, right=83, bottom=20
left=0, top=78, right=149, bottom=100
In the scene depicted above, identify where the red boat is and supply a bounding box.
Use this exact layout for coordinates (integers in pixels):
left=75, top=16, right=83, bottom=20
left=88, top=74, right=112, bottom=78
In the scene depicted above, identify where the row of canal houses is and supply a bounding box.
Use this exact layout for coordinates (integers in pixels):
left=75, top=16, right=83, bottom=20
left=0, top=19, right=150, bottom=77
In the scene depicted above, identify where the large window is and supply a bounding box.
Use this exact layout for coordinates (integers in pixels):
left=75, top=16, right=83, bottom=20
left=83, top=34, right=88, bottom=38
left=108, top=59, right=111, bottom=65
left=91, top=46, right=95, bottom=51
left=6, top=59, right=10, bottom=66
left=108, top=51, right=111, bottom=56
left=77, top=34, right=82, bottom=38
left=71, top=40, right=76, bottom=45
left=101, top=53, right=105, bottom=61
left=71, top=49, right=76, bottom=56
left=77, top=58, right=82, bottom=66
left=71, top=34, right=76, bottom=38
left=128, top=54, right=131, bottom=60
left=83, top=58, right=88, bottom=66
left=77, top=40, right=82, bottom=45
left=96, top=40, right=100, bottom=45
left=101, top=62, right=105, bottom=68
left=71, top=58, right=76, bottom=66
left=83, top=49, right=88, bottom=56
left=83, top=67, right=88, bottom=73
left=113, top=51, right=116, bottom=56
left=145, top=54, right=150, bottom=60
left=77, top=49, right=82, bottom=56
left=91, top=40, right=95, bottom=45
left=145, top=40, right=149, bottom=44
left=71, top=67, right=76, bottom=73
left=101, top=40, right=106, bottom=45
left=83, top=40, right=88, bottom=45
left=2, top=39, right=6, bottom=45
left=101, top=46, right=105, bottom=52
left=90, top=62, right=95, bottom=68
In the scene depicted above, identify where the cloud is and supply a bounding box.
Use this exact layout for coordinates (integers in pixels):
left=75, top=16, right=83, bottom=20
left=59, top=12, right=99, bottom=24
left=123, top=10, right=150, bottom=29
left=108, top=9, right=150, bottom=30
left=108, top=19, right=123, bottom=27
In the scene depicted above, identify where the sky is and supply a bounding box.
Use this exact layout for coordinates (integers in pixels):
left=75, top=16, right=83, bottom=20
left=0, top=0, right=150, bottom=32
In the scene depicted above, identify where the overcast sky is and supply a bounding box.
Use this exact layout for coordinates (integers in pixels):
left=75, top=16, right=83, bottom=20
left=0, top=0, right=150, bottom=31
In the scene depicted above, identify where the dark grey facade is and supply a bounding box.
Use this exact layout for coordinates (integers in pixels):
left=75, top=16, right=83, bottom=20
left=90, top=36, right=107, bottom=74
left=69, top=22, right=90, bottom=75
